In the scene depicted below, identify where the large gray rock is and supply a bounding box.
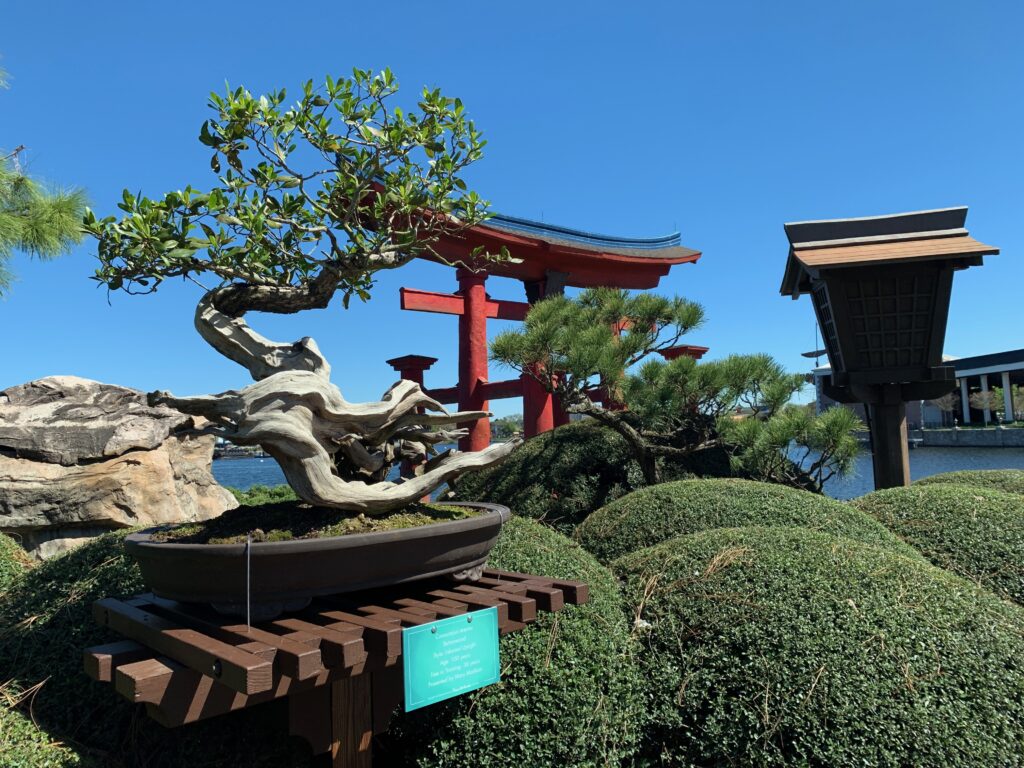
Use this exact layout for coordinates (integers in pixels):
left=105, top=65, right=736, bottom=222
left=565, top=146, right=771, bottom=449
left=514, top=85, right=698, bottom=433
left=0, top=376, right=237, bottom=559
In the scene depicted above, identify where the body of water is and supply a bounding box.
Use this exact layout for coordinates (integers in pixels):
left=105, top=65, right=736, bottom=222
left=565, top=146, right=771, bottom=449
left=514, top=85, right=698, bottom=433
left=213, top=447, right=1024, bottom=501
left=822, top=447, right=1024, bottom=499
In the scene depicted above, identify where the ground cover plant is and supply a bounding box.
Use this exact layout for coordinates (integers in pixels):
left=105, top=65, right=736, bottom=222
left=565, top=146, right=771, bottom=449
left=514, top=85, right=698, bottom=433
left=614, top=526, right=1024, bottom=767
left=0, top=515, right=640, bottom=766
left=0, top=531, right=32, bottom=593
left=156, top=500, right=479, bottom=543
left=914, top=468, right=1024, bottom=496
left=575, top=477, right=916, bottom=563
left=855, top=483, right=1024, bottom=604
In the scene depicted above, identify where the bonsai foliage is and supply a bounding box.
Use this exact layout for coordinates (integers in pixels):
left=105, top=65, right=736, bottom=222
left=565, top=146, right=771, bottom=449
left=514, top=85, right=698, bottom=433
left=490, top=288, right=860, bottom=489
left=86, top=71, right=518, bottom=514
left=2, top=68, right=86, bottom=294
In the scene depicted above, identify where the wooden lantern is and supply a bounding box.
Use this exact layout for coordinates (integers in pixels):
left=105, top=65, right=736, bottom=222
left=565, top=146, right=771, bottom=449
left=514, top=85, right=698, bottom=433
left=781, top=207, right=999, bottom=489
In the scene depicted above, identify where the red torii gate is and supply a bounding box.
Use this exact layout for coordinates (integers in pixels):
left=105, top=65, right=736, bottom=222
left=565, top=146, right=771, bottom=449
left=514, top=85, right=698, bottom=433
left=389, top=213, right=702, bottom=451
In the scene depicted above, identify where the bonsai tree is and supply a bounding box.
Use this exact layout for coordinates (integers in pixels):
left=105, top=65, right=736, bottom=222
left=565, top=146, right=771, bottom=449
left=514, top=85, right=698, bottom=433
left=490, top=287, right=859, bottom=490
left=85, top=70, right=518, bottom=515
left=2, top=69, right=86, bottom=294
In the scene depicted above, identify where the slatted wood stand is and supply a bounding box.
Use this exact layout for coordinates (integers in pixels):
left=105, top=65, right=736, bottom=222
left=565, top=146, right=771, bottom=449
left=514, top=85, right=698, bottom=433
left=84, top=568, right=588, bottom=767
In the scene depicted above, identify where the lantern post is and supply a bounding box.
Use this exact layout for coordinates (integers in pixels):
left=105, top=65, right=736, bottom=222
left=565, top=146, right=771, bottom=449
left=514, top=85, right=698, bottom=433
left=780, top=207, right=999, bottom=490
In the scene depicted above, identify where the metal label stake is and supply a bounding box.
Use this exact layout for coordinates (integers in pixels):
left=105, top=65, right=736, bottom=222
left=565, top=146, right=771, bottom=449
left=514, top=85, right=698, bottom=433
left=245, top=534, right=252, bottom=630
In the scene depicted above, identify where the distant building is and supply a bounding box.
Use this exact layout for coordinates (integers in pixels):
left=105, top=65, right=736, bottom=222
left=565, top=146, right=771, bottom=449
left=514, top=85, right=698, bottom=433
left=811, top=348, right=1023, bottom=427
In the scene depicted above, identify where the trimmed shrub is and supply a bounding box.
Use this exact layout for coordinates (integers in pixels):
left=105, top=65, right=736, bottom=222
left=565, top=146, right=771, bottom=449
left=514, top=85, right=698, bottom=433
left=0, top=531, right=313, bottom=767
left=576, top=478, right=916, bottom=563
left=452, top=420, right=645, bottom=533
left=854, top=483, right=1024, bottom=603
left=614, top=526, right=1024, bottom=767
left=378, top=516, right=645, bottom=767
left=453, top=420, right=730, bottom=533
left=0, top=532, right=32, bottom=594
left=0, top=516, right=641, bottom=766
left=914, top=469, right=1024, bottom=497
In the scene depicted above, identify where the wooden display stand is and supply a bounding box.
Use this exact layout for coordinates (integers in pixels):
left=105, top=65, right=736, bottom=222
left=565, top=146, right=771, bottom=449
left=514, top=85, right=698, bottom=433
left=84, top=569, right=588, bottom=767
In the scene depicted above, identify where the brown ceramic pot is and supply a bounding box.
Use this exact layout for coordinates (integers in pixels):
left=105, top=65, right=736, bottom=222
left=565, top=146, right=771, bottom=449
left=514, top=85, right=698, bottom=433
left=124, top=501, right=509, bottom=618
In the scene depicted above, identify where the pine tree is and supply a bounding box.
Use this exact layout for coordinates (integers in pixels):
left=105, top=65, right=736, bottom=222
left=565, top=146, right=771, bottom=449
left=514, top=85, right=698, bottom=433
left=1, top=69, right=86, bottom=295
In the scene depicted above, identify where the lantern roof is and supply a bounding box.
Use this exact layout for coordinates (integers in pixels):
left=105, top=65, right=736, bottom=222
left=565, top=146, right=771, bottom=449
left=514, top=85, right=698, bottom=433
left=780, top=207, right=999, bottom=297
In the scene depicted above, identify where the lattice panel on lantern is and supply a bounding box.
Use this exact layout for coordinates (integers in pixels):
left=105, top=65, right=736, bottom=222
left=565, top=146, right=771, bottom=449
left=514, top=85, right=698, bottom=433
left=812, top=282, right=844, bottom=372
left=845, top=272, right=936, bottom=369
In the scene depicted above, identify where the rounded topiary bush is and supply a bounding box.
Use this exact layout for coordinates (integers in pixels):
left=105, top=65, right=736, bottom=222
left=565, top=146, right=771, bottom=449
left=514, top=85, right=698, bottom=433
left=0, top=532, right=32, bottom=594
left=451, top=420, right=646, bottom=533
left=576, top=478, right=916, bottom=563
left=0, top=531, right=313, bottom=767
left=914, top=469, right=1024, bottom=497
left=614, top=526, right=1024, bottom=767
left=854, top=483, right=1024, bottom=603
left=378, top=516, right=644, bottom=767
left=453, top=420, right=731, bottom=533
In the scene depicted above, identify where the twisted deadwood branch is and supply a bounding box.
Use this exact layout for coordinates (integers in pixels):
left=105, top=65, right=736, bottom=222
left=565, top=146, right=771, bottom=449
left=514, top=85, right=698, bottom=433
left=151, top=292, right=519, bottom=515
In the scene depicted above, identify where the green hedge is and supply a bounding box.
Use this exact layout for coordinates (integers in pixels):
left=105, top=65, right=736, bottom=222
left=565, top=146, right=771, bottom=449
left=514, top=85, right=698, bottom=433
left=614, top=526, right=1024, bottom=767
left=0, top=532, right=32, bottom=594
left=854, top=483, right=1024, bottom=604
left=452, top=420, right=646, bottom=533
left=576, top=478, right=916, bottom=563
left=0, top=517, right=642, bottom=766
left=378, top=516, right=644, bottom=767
left=914, top=469, right=1024, bottom=496
left=0, top=531, right=313, bottom=767
left=452, top=420, right=731, bottom=533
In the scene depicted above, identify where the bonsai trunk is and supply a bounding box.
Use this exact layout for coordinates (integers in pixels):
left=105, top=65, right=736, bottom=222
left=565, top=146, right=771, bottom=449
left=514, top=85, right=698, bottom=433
left=149, top=284, right=519, bottom=515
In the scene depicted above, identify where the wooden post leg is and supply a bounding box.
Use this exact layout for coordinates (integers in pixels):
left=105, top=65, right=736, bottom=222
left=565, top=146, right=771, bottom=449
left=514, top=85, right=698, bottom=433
left=869, top=385, right=910, bottom=490
left=331, top=676, right=373, bottom=768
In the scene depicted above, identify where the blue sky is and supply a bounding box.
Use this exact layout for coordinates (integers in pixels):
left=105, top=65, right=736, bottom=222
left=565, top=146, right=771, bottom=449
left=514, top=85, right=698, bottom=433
left=2, top=1, right=1021, bottom=415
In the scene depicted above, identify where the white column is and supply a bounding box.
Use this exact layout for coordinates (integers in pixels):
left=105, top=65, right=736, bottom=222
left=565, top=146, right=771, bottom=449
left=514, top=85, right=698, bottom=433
left=1003, top=371, right=1015, bottom=423
left=981, top=374, right=991, bottom=424
left=960, top=378, right=970, bottom=425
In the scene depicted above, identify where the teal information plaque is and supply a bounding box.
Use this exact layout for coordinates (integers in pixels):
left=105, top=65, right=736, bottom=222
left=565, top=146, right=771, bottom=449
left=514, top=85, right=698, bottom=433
left=402, top=606, right=500, bottom=711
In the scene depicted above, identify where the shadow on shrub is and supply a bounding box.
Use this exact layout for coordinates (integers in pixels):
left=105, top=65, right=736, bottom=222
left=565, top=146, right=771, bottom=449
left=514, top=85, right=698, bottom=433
left=614, top=526, right=1024, bottom=767
left=576, top=478, right=916, bottom=563
left=855, top=483, right=1024, bottom=604
left=914, top=469, right=1024, bottom=497
left=378, top=516, right=644, bottom=767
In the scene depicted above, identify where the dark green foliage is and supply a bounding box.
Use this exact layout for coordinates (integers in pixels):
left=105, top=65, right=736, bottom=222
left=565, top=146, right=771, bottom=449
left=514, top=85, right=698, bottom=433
left=0, top=532, right=316, bottom=767
left=614, top=526, right=1024, bottom=767
left=228, top=483, right=298, bottom=506
left=0, top=513, right=642, bottom=766
left=854, top=483, right=1024, bottom=604
left=914, top=469, right=1024, bottom=497
left=453, top=421, right=733, bottom=534
left=452, top=420, right=645, bottom=533
left=576, top=478, right=916, bottom=563
left=0, top=531, right=32, bottom=594
left=378, top=516, right=644, bottom=767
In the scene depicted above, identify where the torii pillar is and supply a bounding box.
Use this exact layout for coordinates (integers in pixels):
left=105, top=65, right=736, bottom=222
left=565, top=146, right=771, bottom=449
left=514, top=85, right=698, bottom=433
left=457, top=267, right=491, bottom=451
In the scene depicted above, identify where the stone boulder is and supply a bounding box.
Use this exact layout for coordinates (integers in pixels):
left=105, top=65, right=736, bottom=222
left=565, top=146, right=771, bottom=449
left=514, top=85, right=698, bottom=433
left=0, top=376, right=238, bottom=559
